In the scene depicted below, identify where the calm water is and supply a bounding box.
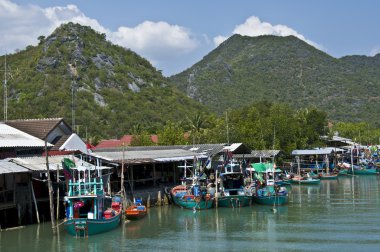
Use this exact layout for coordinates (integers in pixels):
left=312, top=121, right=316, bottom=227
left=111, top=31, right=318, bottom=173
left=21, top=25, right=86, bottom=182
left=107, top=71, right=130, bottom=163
left=1, top=176, right=380, bottom=251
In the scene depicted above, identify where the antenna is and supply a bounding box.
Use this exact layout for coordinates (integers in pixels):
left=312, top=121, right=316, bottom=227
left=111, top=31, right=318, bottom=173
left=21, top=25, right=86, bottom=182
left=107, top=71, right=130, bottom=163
left=69, top=63, right=78, bottom=131
left=226, top=110, right=229, bottom=145
left=3, top=55, right=7, bottom=121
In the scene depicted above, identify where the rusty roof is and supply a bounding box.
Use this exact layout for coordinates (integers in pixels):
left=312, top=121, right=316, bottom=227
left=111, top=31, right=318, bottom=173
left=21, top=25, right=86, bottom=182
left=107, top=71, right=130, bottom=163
left=5, top=118, right=71, bottom=140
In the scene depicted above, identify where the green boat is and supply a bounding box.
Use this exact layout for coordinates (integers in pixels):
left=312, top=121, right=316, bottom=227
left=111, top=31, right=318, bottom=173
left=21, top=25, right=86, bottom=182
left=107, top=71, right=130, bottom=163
left=217, top=194, right=252, bottom=207
left=247, top=163, right=289, bottom=205
left=290, top=177, right=321, bottom=185
left=217, top=163, right=252, bottom=208
left=347, top=168, right=378, bottom=175
left=170, top=184, right=214, bottom=210
left=252, top=192, right=288, bottom=205
left=62, top=158, right=121, bottom=237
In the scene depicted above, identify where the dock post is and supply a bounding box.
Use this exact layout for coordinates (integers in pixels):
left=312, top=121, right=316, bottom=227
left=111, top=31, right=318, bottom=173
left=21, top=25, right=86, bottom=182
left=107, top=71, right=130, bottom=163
left=157, top=191, right=162, bottom=206
left=30, top=179, right=40, bottom=224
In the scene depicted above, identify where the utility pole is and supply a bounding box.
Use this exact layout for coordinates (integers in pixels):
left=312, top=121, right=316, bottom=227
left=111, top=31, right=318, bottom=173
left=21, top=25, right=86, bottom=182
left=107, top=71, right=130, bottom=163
left=45, top=138, right=57, bottom=234
left=121, top=143, right=126, bottom=213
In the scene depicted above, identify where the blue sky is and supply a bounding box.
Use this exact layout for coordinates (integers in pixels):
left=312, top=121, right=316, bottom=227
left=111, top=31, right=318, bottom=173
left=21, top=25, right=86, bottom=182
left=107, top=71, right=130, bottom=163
left=1, top=0, right=380, bottom=76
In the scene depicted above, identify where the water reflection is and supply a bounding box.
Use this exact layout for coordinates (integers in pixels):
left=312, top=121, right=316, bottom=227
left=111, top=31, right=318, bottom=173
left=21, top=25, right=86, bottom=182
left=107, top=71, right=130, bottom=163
left=1, top=176, right=380, bottom=251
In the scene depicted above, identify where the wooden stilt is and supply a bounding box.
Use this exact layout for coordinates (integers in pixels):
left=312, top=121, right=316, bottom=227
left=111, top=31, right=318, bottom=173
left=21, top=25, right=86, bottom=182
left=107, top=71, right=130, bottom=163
left=157, top=191, right=162, bottom=206
left=17, top=204, right=21, bottom=226
left=30, top=179, right=40, bottom=224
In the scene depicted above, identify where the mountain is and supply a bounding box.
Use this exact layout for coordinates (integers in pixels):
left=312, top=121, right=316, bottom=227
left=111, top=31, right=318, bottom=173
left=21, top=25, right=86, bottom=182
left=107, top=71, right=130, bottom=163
left=0, top=23, right=206, bottom=140
left=170, top=34, right=380, bottom=126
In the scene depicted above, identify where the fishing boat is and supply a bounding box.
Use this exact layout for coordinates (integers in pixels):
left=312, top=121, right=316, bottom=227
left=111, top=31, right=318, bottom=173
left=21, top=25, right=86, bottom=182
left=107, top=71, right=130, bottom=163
left=125, top=199, right=147, bottom=220
left=217, top=162, right=252, bottom=208
left=319, top=173, right=339, bottom=179
left=290, top=175, right=321, bottom=185
left=170, top=160, right=214, bottom=210
left=252, top=181, right=289, bottom=205
left=170, top=180, right=214, bottom=210
left=249, top=163, right=289, bottom=205
left=347, top=167, right=378, bottom=175
left=62, top=158, right=121, bottom=237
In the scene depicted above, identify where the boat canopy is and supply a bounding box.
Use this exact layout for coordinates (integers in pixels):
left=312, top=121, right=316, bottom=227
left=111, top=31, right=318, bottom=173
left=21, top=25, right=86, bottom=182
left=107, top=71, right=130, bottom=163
left=248, top=163, right=281, bottom=173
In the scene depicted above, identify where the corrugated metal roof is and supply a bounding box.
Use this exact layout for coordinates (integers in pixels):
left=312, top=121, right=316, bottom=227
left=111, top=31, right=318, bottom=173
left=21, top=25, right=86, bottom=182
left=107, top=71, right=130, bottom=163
left=0, top=123, right=52, bottom=148
left=223, top=143, right=252, bottom=154
left=92, top=149, right=205, bottom=164
left=292, top=148, right=340, bottom=156
left=59, top=133, right=88, bottom=153
left=93, top=143, right=227, bottom=158
left=10, top=155, right=85, bottom=171
left=0, top=160, right=29, bottom=174
left=234, top=150, right=281, bottom=159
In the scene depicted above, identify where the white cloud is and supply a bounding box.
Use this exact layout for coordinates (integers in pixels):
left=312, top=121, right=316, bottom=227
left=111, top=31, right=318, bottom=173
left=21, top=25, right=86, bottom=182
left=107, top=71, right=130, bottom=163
left=369, top=46, right=380, bottom=56
left=0, top=1, right=106, bottom=54
left=109, top=21, right=198, bottom=62
left=214, top=16, right=321, bottom=49
left=0, top=1, right=198, bottom=75
left=213, top=35, right=228, bottom=47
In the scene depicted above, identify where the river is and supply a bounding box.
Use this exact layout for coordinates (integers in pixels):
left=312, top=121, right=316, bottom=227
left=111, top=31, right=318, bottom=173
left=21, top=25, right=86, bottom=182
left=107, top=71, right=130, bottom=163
left=1, top=175, right=380, bottom=251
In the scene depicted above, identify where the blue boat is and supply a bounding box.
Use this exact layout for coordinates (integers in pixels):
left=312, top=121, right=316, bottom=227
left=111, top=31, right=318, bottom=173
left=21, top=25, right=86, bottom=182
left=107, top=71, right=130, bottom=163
left=62, top=158, right=121, bottom=237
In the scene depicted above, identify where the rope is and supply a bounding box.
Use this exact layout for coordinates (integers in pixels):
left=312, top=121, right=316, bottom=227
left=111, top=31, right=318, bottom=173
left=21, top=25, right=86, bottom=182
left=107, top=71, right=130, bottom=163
left=52, top=220, right=66, bottom=229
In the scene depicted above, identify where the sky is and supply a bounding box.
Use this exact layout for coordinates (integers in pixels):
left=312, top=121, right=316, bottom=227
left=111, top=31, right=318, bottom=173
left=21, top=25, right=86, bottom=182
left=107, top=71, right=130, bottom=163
left=1, top=0, right=380, bottom=76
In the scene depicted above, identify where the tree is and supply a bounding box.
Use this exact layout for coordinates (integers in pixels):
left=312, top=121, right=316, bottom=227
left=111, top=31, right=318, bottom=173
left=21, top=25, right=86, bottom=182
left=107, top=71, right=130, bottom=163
left=157, top=121, right=187, bottom=145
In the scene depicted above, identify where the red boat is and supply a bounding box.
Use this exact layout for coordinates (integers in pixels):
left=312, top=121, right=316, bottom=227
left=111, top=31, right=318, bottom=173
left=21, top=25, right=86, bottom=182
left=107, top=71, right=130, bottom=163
left=125, top=200, right=147, bottom=220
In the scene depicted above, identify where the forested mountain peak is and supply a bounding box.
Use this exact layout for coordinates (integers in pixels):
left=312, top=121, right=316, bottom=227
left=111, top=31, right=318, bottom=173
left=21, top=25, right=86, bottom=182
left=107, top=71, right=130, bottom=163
left=0, top=22, right=205, bottom=140
left=170, top=34, right=380, bottom=126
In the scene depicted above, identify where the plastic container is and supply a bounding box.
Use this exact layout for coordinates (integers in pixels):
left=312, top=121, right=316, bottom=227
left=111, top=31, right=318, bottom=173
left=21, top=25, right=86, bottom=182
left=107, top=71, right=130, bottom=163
left=111, top=202, right=121, bottom=211
left=193, top=185, right=200, bottom=197
left=87, top=212, right=94, bottom=219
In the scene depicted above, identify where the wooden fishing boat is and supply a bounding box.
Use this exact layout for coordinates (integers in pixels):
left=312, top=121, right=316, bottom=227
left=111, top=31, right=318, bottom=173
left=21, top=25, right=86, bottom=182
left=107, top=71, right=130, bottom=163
left=252, top=186, right=288, bottom=205
left=290, top=176, right=320, bottom=185
left=170, top=184, right=214, bottom=210
left=249, top=163, right=289, bottom=205
left=62, top=158, right=121, bottom=237
left=347, top=168, right=378, bottom=175
left=319, top=173, right=338, bottom=180
left=125, top=199, right=147, bottom=220
left=217, top=162, right=252, bottom=208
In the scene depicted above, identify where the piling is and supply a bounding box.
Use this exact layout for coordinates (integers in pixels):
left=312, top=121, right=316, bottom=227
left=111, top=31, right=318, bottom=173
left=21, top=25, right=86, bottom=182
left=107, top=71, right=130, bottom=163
left=147, top=194, right=151, bottom=208
left=157, top=191, right=162, bottom=206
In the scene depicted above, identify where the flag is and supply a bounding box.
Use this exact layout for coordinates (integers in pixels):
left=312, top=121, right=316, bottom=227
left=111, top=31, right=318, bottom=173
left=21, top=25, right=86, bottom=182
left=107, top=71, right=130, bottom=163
left=205, top=156, right=212, bottom=169
left=62, top=158, right=75, bottom=179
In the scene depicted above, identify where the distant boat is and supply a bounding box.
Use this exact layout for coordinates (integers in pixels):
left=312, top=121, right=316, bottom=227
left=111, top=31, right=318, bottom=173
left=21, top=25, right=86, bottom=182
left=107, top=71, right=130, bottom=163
left=319, top=173, right=339, bottom=180
left=62, top=158, right=121, bottom=237
left=290, top=175, right=320, bottom=185
left=125, top=199, right=147, bottom=220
